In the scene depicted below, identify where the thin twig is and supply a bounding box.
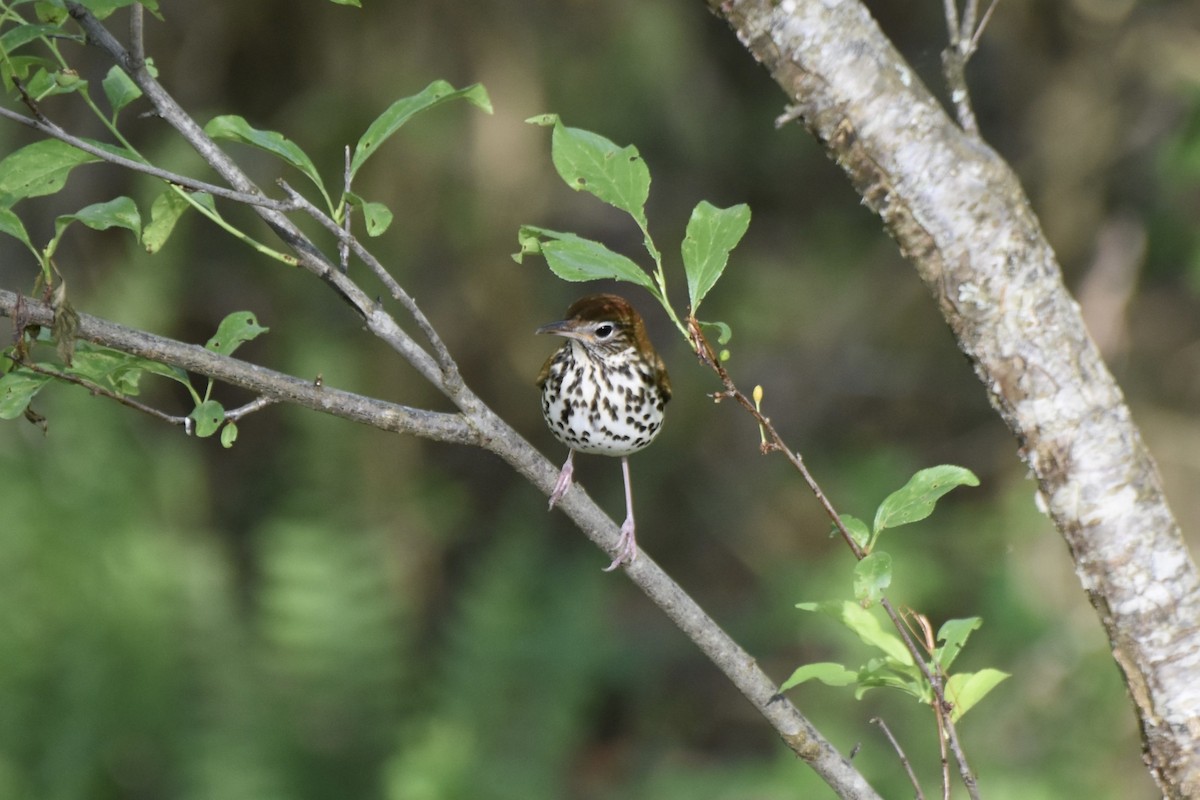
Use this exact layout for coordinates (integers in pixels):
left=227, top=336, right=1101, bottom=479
left=339, top=145, right=352, bottom=273
left=968, top=0, right=1000, bottom=53
left=0, top=101, right=297, bottom=211
left=12, top=357, right=191, bottom=428
left=940, top=0, right=1000, bottom=138
left=225, top=394, right=278, bottom=422
left=688, top=318, right=982, bottom=799
left=279, top=181, right=463, bottom=393
left=870, top=717, right=925, bottom=800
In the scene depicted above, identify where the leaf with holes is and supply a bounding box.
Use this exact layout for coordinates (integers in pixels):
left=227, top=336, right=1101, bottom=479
left=189, top=399, right=225, bottom=438
left=205, top=312, right=269, bottom=357
left=531, top=115, right=651, bottom=226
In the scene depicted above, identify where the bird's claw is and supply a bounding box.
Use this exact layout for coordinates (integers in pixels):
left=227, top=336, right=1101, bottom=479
left=548, top=453, right=575, bottom=510
left=602, top=516, right=638, bottom=572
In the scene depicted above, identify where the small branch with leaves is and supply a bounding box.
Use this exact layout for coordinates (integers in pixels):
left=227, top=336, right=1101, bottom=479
left=515, top=116, right=1007, bottom=800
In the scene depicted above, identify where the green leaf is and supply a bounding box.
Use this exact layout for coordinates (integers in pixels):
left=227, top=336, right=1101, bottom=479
left=0, top=208, right=35, bottom=252
left=681, top=200, right=750, bottom=311
left=779, top=662, right=857, bottom=692
left=0, top=368, right=52, bottom=419
left=327, top=0, right=361, bottom=5
left=934, top=616, right=983, bottom=672
left=220, top=421, right=239, bottom=448
left=144, top=189, right=192, bottom=254
left=797, top=600, right=913, bottom=666
left=1, top=54, right=58, bottom=90
left=0, top=139, right=100, bottom=208
left=946, top=668, right=1009, bottom=722
left=836, top=514, right=871, bottom=549
left=514, top=225, right=654, bottom=290
left=537, top=116, right=650, bottom=225
left=189, top=399, right=225, bottom=438
left=0, top=23, right=65, bottom=54
left=65, top=349, right=141, bottom=394
left=697, top=319, right=732, bottom=345
left=346, top=192, right=393, bottom=237
left=101, top=64, right=142, bottom=115
left=853, top=551, right=892, bottom=606
left=204, top=115, right=329, bottom=205
left=34, top=3, right=69, bottom=25
left=854, top=657, right=928, bottom=702
left=24, top=66, right=86, bottom=99
left=63, top=345, right=188, bottom=396
left=129, top=357, right=191, bottom=388
left=70, top=0, right=160, bottom=20
left=873, top=464, right=979, bottom=535
left=205, top=312, right=269, bottom=356
left=54, top=196, right=142, bottom=244
left=350, top=81, right=492, bottom=180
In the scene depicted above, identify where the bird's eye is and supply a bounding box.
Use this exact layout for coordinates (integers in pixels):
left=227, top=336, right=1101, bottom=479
left=594, top=323, right=615, bottom=339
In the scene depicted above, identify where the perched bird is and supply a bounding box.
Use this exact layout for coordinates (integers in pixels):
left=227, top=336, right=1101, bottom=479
left=536, top=294, right=671, bottom=571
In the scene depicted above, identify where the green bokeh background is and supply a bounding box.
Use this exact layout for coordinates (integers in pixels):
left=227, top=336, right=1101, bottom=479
left=3, top=0, right=1199, bottom=797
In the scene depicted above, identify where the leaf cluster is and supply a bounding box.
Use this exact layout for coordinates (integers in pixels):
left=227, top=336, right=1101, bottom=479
left=513, top=114, right=747, bottom=350
left=783, top=466, right=1007, bottom=724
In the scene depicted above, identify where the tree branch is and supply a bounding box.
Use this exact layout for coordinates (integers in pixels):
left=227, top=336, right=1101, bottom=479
left=705, top=0, right=1200, bottom=796
left=0, top=289, right=476, bottom=445
left=65, top=1, right=448, bottom=393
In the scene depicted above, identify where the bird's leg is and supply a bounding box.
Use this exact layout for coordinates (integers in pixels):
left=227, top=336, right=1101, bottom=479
left=547, top=449, right=576, bottom=510
left=603, top=456, right=638, bottom=572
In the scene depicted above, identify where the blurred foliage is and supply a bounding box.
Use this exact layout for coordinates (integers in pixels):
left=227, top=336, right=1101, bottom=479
left=2, top=0, right=1199, bottom=797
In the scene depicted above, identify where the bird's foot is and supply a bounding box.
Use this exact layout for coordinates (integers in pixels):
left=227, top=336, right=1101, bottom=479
left=548, top=452, right=575, bottom=510
left=602, top=515, right=638, bottom=572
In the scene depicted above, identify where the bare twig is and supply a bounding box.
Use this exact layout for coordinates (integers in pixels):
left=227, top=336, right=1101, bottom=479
left=339, top=145, right=352, bottom=273
left=225, top=394, right=278, bottom=422
left=279, top=181, right=464, bottom=393
left=871, top=717, right=925, bottom=800
left=941, top=0, right=1000, bottom=136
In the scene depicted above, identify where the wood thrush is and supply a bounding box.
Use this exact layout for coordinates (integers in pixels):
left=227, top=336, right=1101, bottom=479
left=536, top=294, right=671, bottom=571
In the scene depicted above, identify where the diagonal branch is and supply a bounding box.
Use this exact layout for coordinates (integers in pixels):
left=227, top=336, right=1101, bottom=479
left=0, top=280, right=885, bottom=799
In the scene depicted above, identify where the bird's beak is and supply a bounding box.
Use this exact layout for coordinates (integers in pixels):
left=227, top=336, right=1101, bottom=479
left=535, top=319, right=583, bottom=339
